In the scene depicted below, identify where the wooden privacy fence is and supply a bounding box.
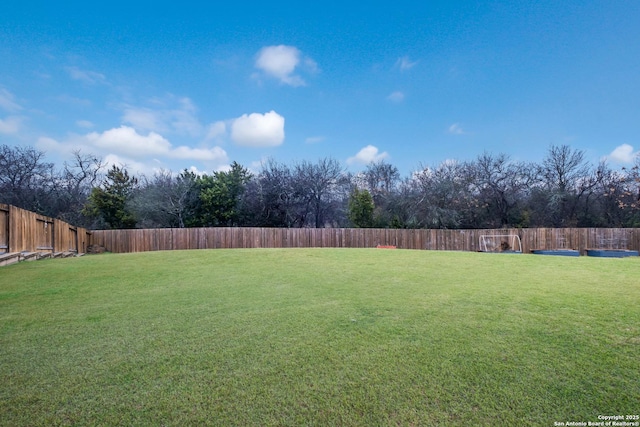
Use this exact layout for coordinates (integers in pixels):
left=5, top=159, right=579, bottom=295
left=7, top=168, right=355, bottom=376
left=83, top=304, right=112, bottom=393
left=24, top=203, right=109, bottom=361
left=4, top=202, right=638, bottom=256
left=91, top=226, right=640, bottom=254
left=0, top=204, right=91, bottom=255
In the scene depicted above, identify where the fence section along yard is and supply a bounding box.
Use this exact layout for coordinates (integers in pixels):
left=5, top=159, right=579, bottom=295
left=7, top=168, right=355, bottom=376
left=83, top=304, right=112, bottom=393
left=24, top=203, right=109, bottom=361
left=3, top=202, right=639, bottom=257
left=91, top=226, right=640, bottom=255
left=0, top=204, right=91, bottom=256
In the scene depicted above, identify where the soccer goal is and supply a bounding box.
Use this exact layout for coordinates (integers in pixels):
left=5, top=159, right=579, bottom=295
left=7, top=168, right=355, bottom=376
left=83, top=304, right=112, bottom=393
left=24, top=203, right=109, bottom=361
left=479, top=234, right=522, bottom=253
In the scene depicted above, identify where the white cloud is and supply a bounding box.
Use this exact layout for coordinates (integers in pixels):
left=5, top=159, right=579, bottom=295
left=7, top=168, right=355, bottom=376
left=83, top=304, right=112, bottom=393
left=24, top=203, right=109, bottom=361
left=304, top=57, right=319, bottom=73
left=0, top=89, right=22, bottom=112
left=605, top=144, right=639, bottom=164
left=170, top=98, right=202, bottom=136
left=347, top=145, right=389, bottom=165
left=38, top=126, right=229, bottom=167
left=170, top=145, right=228, bottom=161
left=387, top=91, right=405, bottom=103
left=65, top=66, right=106, bottom=85
left=123, top=108, right=165, bottom=132
left=85, top=126, right=228, bottom=162
left=396, top=56, right=418, bottom=71
left=36, top=136, right=61, bottom=152
left=122, top=96, right=203, bottom=137
left=206, top=121, right=227, bottom=140
left=230, top=111, right=285, bottom=147
left=86, top=126, right=172, bottom=158
left=186, top=165, right=208, bottom=176
left=0, top=116, right=23, bottom=134
left=215, top=164, right=235, bottom=173
left=254, top=45, right=316, bottom=87
left=102, top=153, right=151, bottom=175
left=448, top=123, right=466, bottom=135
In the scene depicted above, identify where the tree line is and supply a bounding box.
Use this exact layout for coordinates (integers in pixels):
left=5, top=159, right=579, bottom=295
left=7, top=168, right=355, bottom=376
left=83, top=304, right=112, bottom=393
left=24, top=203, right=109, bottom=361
left=2, top=143, right=640, bottom=230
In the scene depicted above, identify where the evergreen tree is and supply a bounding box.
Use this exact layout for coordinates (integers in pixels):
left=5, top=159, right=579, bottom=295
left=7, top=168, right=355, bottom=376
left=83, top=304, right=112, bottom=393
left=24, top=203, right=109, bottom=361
left=83, top=165, right=138, bottom=229
left=348, top=188, right=375, bottom=228
left=189, top=162, right=252, bottom=226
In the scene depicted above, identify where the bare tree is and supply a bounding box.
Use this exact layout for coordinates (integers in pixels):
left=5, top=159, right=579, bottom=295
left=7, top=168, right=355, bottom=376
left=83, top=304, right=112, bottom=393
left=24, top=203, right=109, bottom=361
left=131, top=169, right=196, bottom=228
left=470, top=152, right=535, bottom=227
left=534, top=145, right=598, bottom=226
left=541, top=145, right=591, bottom=193
left=363, top=161, right=400, bottom=201
left=293, top=158, right=348, bottom=227
left=51, top=151, right=105, bottom=226
left=0, top=144, right=55, bottom=214
left=609, top=155, right=640, bottom=226
left=410, top=160, right=476, bottom=229
left=241, top=159, right=300, bottom=227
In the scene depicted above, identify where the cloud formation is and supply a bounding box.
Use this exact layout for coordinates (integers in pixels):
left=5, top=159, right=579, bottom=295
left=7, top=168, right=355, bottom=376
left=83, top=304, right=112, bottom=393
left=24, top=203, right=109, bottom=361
left=84, top=126, right=227, bottom=162
left=255, top=45, right=317, bottom=86
left=347, top=145, right=389, bottom=165
left=123, top=108, right=164, bottom=132
left=231, top=111, right=285, bottom=147
left=0, top=88, right=22, bottom=112
left=396, top=56, right=418, bottom=71
left=0, top=116, right=22, bottom=134
left=448, top=123, right=466, bottom=135
left=387, top=91, right=405, bottom=103
left=85, top=126, right=172, bottom=158
left=605, top=144, right=639, bottom=164
left=206, top=121, right=226, bottom=140
left=0, top=89, right=24, bottom=134
left=102, top=153, right=151, bottom=174
left=65, top=66, right=106, bottom=85
left=37, top=126, right=229, bottom=174
left=122, top=96, right=203, bottom=137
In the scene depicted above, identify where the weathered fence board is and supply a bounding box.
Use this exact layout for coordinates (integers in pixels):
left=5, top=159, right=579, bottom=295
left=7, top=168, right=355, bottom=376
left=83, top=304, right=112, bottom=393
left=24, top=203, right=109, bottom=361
left=0, top=205, right=9, bottom=252
left=90, top=226, right=640, bottom=254
left=0, top=204, right=90, bottom=254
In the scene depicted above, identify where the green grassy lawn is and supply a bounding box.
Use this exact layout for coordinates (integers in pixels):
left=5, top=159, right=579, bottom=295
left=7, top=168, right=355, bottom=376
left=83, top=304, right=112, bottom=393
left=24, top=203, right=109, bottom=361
left=1, top=249, right=638, bottom=426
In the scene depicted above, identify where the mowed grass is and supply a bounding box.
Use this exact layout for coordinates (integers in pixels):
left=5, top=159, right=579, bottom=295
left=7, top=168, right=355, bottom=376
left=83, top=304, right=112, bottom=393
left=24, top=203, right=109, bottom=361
left=0, top=249, right=638, bottom=426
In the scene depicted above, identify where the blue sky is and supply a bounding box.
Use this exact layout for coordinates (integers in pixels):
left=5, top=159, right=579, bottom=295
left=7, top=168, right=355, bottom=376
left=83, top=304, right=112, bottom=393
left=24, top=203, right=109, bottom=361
left=1, top=1, right=639, bottom=176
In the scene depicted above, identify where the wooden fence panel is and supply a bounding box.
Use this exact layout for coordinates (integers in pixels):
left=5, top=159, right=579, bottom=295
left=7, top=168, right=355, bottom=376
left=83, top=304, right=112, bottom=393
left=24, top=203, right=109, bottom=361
left=35, top=218, right=54, bottom=251
left=89, top=226, right=640, bottom=254
left=0, top=205, right=90, bottom=254
left=68, top=228, right=78, bottom=252
left=10, top=206, right=31, bottom=252
left=53, top=220, right=67, bottom=252
left=52, top=222, right=79, bottom=253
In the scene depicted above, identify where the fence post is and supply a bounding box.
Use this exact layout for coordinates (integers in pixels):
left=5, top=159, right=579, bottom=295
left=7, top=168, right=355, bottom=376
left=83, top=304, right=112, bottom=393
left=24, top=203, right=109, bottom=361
left=0, top=204, right=9, bottom=253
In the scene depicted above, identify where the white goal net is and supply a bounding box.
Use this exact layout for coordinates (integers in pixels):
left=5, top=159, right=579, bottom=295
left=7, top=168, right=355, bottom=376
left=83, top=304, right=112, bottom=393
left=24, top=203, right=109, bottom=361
left=479, top=234, right=522, bottom=253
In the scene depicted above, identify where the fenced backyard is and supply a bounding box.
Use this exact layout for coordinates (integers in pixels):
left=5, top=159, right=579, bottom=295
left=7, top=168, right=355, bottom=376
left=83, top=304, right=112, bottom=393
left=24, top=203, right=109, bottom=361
left=91, top=225, right=640, bottom=254
left=2, top=204, right=639, bottom=423
left=2, top=248, right=638, bottom=425
left=3, top=203, right=640, bottom=259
